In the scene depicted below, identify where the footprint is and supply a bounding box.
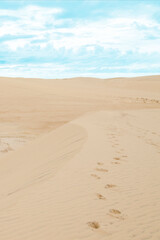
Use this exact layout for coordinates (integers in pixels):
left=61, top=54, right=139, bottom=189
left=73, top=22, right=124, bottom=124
left=97, top=162, right=104, bottom=166
left=122, top=155, right=127, bottom=158
left=110, top=209, right=121, bottom=214
left=95, top=168, right=108, bottom=172
left=105, top=184, right=117, bottom=189
left=108, top=209, right=125, bottom=220
left=113, top=157, right=120, bottom=160
left=91, top=174, right=101, bottom=179
left=87, top=221, right=100, bottom=229
left=114, top=143, right=119, bottom=146
left=96, top=193, right=106, bottom=200
left=112, top=161, right=120, bottom=165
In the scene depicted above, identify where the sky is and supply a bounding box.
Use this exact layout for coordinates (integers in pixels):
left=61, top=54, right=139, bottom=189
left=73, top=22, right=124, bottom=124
left=0, top=0, right=160, bottom=79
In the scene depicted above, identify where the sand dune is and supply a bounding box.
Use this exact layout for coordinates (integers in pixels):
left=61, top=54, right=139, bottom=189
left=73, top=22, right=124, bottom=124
left=0, top=75, right=159, bottom=154
left=0, top=76, right=160, bottom=239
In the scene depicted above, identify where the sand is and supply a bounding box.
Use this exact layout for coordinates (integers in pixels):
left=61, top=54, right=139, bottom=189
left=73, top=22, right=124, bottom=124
left=0, top=75, right=160, bottom=239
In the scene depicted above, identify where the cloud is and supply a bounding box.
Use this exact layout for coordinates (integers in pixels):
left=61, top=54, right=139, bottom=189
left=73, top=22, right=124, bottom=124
left=101, top=63, right=160, bottom=71
left=0, top=2, right=160, bottom=78
left=2, top=12, right=160, bottom=54
left=0, top=5, right=63, bottom=37
left=0, top=5, right=62, bottom=19
left=0, top=62, right=159, bottom=79
left=4, top=39, right=31, bottom=51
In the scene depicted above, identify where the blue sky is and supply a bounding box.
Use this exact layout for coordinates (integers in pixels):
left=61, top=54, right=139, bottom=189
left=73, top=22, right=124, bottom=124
left=0, top=0, right=160, bottom=78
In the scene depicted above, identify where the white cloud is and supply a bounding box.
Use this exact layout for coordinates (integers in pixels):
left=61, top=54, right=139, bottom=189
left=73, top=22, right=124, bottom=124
left=4, top=39, right=31, bottom=51
left=0, top=3, right=160, bottom=79
left=0, top=63, right=159, bottom=79
left=0, top=63, right=71, bottom=78
left=1, top=5, right=160, bottom=55
left=0, top=5, right=62, bottom=19
left=0, top=5, right=63, bottom=37
left=86, top=46, right=95, bottom=52
left=101, top=63, right=160, bottom=71
left=43, top=17, right=160, bottom=55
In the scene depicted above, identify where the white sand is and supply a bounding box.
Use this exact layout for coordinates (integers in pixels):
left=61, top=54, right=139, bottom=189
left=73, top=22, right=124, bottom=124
left=0, top=75, right=160, bottom=239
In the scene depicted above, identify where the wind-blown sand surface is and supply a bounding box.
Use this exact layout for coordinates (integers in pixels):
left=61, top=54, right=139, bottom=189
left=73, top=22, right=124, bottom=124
left=0, top=75, right=160, bottom=239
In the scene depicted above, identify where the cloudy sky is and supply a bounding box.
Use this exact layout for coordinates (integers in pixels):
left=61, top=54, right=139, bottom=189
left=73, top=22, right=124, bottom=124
left=0, top=0, right=160, bottom=78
